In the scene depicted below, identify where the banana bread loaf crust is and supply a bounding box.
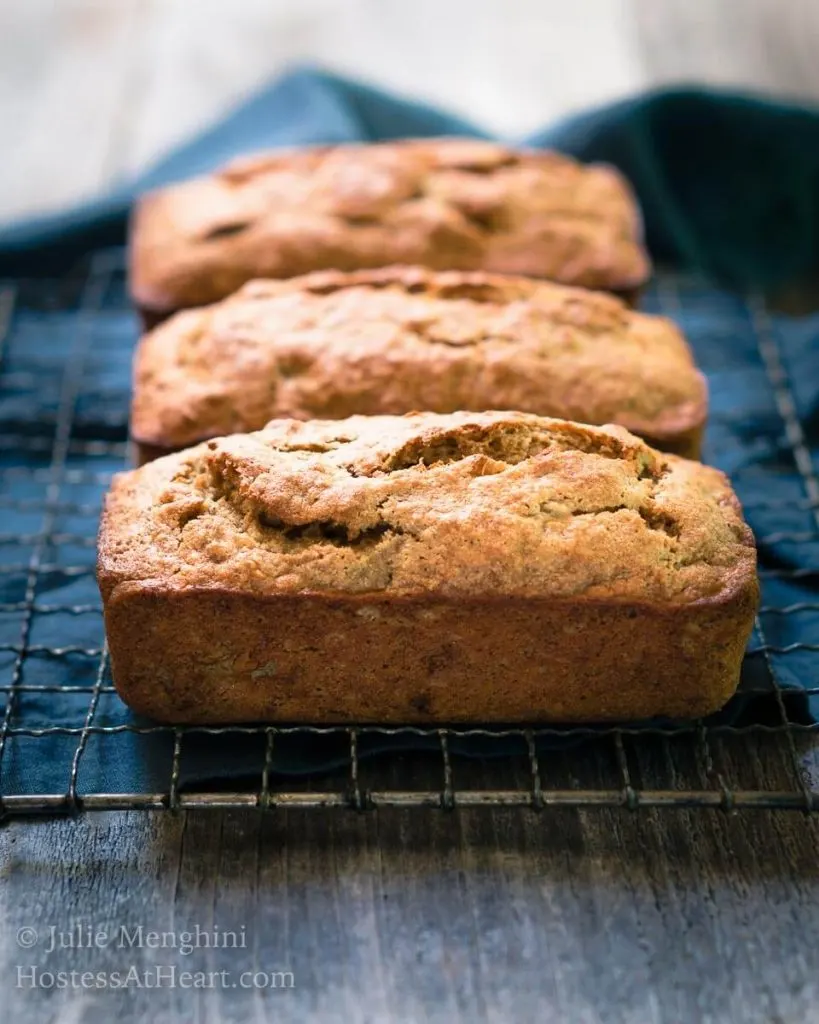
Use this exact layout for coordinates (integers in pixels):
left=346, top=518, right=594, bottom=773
left=128, top=139, right=650, bottom=322
left=99, top=412, right=757, bottom=725
left=131, top=267, right=706, bottom=463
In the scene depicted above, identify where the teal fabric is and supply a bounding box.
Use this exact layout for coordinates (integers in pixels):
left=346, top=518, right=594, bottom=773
left=532, top=90, right=819, bottom=289
left=2, top=67, right=819, bottom=289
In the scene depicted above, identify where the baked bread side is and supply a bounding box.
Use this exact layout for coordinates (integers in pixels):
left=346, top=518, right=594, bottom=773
left=131, top=267, right=706, bottom=462
left=99, top=412, right=758, bottom=724
left=128, top=139, right=650, bottom=321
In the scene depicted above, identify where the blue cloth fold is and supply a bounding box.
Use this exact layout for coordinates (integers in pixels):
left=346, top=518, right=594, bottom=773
left=0, top=67, right=817, bottom=797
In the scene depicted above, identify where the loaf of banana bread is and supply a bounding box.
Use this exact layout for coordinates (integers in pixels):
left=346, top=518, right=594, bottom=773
left=98, top=411, right=757, bottom=725
left=128, top=139, right=650, bottom=324
left=131, top=267, right=706, bottom=464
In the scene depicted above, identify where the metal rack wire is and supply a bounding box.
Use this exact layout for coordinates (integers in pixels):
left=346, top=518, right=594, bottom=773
left=0, top=249, right=817, bottom=818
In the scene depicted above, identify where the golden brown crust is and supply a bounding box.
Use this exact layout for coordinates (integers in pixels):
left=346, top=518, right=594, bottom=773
left=131, top=266, right=705, bottom=460
left=128, top=140, right=651, bottom=318
left=99, top=412, right=757, bottom=724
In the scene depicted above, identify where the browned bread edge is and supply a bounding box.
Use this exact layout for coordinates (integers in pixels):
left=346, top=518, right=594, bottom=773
left=128, top=139, right=651, bottom=317
left=130, top=267, right=705, bottom=460
left=100, top=412, right=757, bottom=724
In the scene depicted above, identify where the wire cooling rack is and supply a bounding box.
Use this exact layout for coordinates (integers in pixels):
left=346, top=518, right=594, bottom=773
left=0, top=249, right=817, bottom=819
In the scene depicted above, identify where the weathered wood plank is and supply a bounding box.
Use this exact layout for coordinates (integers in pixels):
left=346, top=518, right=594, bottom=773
left=1, top=807, right=818, bottom=1022
left=119, top=0, right=647, bottom=175
left=632, top=0, right=819, bottom=103
left=0, top=0, right=145, bottom=224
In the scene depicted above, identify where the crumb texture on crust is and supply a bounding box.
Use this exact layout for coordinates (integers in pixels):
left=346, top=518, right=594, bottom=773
left=101, top=412, right=755, bottom=604
left=129, top=139, right=651, bottom=311
left=132, top=266, right=704, bottom=451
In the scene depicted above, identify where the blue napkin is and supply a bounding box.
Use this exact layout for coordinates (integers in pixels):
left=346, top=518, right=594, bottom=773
left=0, top=67, right=817, bottom=799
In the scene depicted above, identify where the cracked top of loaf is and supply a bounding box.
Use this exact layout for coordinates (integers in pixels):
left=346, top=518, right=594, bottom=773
left=132, top=266, right=706, bottom=455
left=100, top=411, right=755, bottom=605
left=128, top=139, right=651, bottom=315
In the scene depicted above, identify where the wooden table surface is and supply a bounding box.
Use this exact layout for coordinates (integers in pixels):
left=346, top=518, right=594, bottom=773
left=2, top=2, right=819, bottom=1021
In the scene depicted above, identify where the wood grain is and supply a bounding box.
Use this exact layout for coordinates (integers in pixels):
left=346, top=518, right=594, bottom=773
left=632, top=0, right=819, bottom=104
left=110, top=0, right=648, bottom=175
left=1, top=807, right=818, bottom=1022
left=0, top=0, right=145, bottom=223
